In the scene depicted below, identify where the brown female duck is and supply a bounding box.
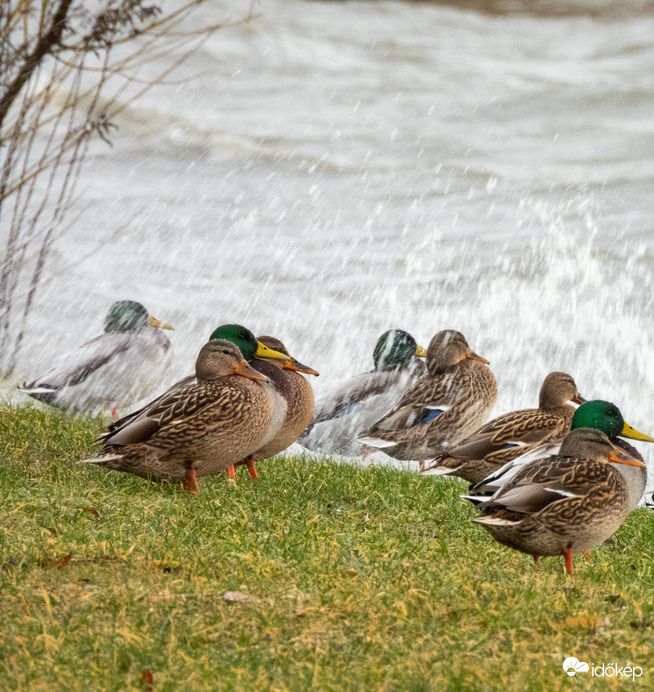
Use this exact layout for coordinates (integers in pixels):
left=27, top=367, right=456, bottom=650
left=421, top=371, right=584, bottom=483
left=233, top=335, right=318, bottom=480
left=358, top=330, right=497, bottom=463
left=80, top=340, right=273, bottom=493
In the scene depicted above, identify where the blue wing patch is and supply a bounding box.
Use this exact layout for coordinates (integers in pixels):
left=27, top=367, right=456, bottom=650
left=415, top=408, right=445, bottom=425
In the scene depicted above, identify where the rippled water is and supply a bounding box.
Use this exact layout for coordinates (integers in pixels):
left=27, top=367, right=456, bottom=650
left=5, top=1, right=653, bottom=475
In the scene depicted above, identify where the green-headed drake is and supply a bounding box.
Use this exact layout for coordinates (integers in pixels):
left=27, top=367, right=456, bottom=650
left=300, top=329, right=426, bottom=456
left=19, top=300, right=173, bottom=417
left=467, top=400, right=653, bottom=511
left=470, top=428, right=645, bottom=575
left=422, top=372, right=584, bottom=483
left=81, top=340, right=272, bottom=493
left=358, top=330, right=496, bottom=463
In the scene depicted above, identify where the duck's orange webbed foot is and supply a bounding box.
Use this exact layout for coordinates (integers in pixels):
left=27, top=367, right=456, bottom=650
left=184, top=468, right=199, bottom=494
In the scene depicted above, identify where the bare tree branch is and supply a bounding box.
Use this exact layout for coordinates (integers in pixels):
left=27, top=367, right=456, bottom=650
left=0, top=0, right=74, bottom=134
left=0, top=0, right=255, bottom=374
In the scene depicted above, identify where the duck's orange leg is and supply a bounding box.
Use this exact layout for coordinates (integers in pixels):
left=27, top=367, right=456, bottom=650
left=533, top=555, right=541, bottom=567
left=564, top=547, right=574, bottom=575
left=226, top=465, right=237, bottom=487
left=184, top=468, right=199, bottom=494
left=245, top=458, right=258, bottom=479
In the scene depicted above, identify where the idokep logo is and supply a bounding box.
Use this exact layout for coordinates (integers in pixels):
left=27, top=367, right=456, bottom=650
left=563, top=657, right=643, bottom=682
left=563, top=658, right=589, bottom=678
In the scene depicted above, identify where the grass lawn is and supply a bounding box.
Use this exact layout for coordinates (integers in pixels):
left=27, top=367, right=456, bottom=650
left=0, top=405, right=653, bottom=691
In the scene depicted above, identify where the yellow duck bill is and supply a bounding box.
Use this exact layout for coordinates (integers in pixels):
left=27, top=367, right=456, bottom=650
left=147, top=314, right=174, bottom=329
left=255, top=341, right=290, bottom=361
left=620, top=421, right=654, bottom=443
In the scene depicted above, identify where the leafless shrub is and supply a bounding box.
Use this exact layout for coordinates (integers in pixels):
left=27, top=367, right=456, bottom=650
left=0, top=0, right=255, bottom=375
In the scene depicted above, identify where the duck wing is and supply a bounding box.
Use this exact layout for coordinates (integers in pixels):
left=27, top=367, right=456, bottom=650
left=424, top=409, right=565, bottom=472
left=100, top=376, right=201, bottom=446
left=106, top=373, right=196, bottom=434
left=19, top=332, right=135, bottom=401
left=365, top=376, right=452, bottom=434
left=311, top=370, right=409, bottom=425
left=463, top=440, right=563, bottom=503
left=480, top=457, right=585, bottom=515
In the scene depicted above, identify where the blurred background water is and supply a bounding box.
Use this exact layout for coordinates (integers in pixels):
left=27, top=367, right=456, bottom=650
left=5, top=1, right=653, bottom=474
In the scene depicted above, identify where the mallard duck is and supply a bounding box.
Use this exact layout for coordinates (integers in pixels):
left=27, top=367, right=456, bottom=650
left=299, top=329, right=426, bottom=456
left=80, top=340, right=272, bottom=493
left=421, top=372, right=584, bottom=483
left=105, top=324, right=290, bottom=484
left=468, top=400, right=654, bottom=511
left=469, top=427, right=645, bottom=575
left=233, top=335, right=319, bottom=479
left=357, top=330, right=497, bottom=463
left=18, top=300, right=173, bottom=417
left=107, top=323, right=287, bottom=432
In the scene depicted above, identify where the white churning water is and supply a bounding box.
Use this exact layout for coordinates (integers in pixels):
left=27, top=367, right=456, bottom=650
left=5, top=1, right=653, bottom=476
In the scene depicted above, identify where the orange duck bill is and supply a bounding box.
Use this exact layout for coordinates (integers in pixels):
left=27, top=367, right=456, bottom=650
left=608, top=447, right=646, bottom=468
left=284, top=358, right=319, bottom=376
left=466, top=350, right=490, bottom=365
left=234, top=359, right=269, bottom=382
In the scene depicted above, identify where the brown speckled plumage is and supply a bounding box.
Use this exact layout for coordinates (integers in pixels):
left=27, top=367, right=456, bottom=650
left=81, top=340, right=273, bottom=486
left=422, top=371, right=582, bottom=483
left=358, top=330, right=497, bottom=461
left=239, top=336, right=317, bottom=464
left=472, top=428, right=638, bottom=571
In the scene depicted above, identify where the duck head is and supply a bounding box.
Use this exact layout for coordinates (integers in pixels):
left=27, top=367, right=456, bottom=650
left=538, top=372, right=584, bottom=410
left=209, top=324, right=288, bottom=363
left=559, top=427, right=645, bottom=467
left=372, top=329, right=426, bottom=372
left=426, top=330, right=489, bottom=375
left=195, top=339, right=268, bottom=382
left=104, top=300, right=173, bottom=332
left=572, top=400, right=654, bottom=444
left=257, top=335, right=319, bottom=376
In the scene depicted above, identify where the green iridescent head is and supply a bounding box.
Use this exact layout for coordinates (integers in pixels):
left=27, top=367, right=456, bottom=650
left=209, top=324, right=288, bottom=363
left=104, top=301, right=148, bottom=333
left=571, top=400, right=654, bottom=443
left=372, top=329, right=426, bottom=372
left=104, top=301, right=172, bottom=333
left=209, top=324, right=258, bottom=360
